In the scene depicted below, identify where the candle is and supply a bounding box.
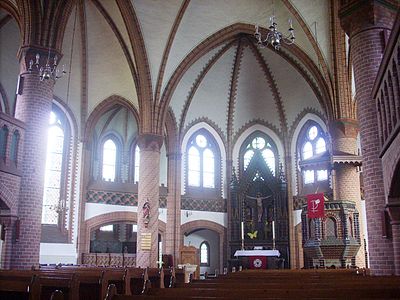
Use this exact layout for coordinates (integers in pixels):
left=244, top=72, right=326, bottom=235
left=241, top=221, right=244, bottom=240
left=272, top=221, right=275, bottom=240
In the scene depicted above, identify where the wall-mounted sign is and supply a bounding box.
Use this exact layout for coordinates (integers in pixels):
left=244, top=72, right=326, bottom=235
left=141, top=233, right=151, bottom=250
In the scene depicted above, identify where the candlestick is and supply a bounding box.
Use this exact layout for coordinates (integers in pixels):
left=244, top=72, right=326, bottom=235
left=272, top=221, right=275, bottom=240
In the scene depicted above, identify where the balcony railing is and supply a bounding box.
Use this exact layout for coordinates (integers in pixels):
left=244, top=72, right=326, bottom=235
left=373, top=12, right=400, bottom=155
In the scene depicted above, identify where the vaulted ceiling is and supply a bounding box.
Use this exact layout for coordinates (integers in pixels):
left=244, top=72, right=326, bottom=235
left=0, top=0, right=334, bottom=140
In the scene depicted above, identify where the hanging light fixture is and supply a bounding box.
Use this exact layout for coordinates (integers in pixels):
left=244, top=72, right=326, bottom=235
left=28, top=48, right=66, bottom=82
left=255, top=3, right=295, bottom=50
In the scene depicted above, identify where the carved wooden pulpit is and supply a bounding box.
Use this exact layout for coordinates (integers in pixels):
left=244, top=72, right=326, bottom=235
left=179, top=245, right=200, bottom=280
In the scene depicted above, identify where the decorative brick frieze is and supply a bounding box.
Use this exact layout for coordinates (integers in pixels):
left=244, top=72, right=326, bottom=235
left=181, top=196, right=227, bottom=213
left=86, top=189, right=167, bottom=208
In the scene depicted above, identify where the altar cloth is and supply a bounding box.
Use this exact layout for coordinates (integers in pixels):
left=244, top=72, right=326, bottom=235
left=234, top=250, right=280, bottom=257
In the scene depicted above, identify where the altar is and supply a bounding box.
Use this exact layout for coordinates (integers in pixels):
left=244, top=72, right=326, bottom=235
left=234, top=250, right=281, bottom=269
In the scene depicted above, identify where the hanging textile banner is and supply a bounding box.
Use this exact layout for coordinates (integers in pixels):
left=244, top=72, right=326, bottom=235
left=307, top=193, right=325, bottom=218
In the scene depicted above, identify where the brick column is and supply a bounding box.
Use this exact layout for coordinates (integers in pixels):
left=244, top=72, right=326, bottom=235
left=136, top=134, right=163, bottom=268
left=339, top=0, right=397, bottom=275
left=11, top=47, right=56, bottom=269
left=165, top=152, right=182, bottom=265
left=387, top=203, right=400, bottom=275
left=329, top=119, right=366, bottom=267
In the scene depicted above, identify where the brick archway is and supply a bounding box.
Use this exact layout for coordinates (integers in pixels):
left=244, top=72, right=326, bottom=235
left=81, top=211, right=166, bottom=255
left=181, top=220, right=226, bottom=272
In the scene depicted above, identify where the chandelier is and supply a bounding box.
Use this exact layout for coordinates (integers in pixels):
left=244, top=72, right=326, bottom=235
left=255, top=15, right=295, bottom=50
left=28, top=49, right=66, bottom=82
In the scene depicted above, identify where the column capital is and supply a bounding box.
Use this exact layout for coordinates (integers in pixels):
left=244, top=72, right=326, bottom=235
left=137, top=133, right=163, bottom=152
left=329, top=119, right=359, bottom=140
left=339, top=0, right=398, bottom=36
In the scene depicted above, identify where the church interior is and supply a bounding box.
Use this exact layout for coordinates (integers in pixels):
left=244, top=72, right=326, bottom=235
left=1, top=0, right=400, bottom=285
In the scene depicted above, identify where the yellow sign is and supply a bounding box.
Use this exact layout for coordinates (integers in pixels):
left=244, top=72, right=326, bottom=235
left=141, top=233, right=152, bottom=250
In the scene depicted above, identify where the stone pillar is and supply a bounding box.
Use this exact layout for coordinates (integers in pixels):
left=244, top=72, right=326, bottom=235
left=136, top=134, right=163, bottom=268
left=165, top=152, right=182, bottom=265
left=329, top=119, right=366, bottom=267
left=11, top=47, right=56, bottom=269
left=339, top=0, right=397, bottom=275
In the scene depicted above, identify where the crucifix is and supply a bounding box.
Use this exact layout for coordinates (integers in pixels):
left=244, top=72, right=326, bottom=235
left=246, top=193, right=273, bottom=222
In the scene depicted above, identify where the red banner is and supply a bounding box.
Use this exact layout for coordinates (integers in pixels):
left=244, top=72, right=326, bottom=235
left=307, top=193, right=325, bottom=218
left=249, top=256, right=267, bottom=269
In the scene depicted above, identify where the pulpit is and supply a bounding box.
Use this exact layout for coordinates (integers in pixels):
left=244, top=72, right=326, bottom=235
left=179, top=246, right=200, bottom=281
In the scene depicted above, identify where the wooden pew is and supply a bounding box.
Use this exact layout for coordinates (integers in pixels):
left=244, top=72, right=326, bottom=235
left=124, top=267, right=148, bottom=295
left=147, top=268, right=164, bottom=289
left=0, top=270, right=34, bottom=300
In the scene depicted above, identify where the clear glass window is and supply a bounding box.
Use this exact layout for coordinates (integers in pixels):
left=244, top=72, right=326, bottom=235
left=196, top=134, right=207, bottom=148
left=200, top=242, right=209, bottom=264
left=243, top=150, right=254, bottom=171
left=303, top=170, right=315, bottom=184
left=187, top=133, right=217, bottom=189
left=42, top=117, right=64, bottom=224
left=317, top=170, right=328, bottom=181
left=315, top=138, right=326, bottom=154
left=102, top=139, right=117, bottom=181
left=252, top=137, right=265, bottom=149
left=262, top=148, right=275, bottom=175
left=99, top=224, right=113, bottom=232
left=188, top=146, right=201, bottom=187
left=203, top=148, right=215, bottom=188
left=308, top=126, right=318, bottom=140
left=302, top=142, right=313, bottom=160
left=134, top=145, right=140, bottom=183
left=241, top=134, right=277, bottom=176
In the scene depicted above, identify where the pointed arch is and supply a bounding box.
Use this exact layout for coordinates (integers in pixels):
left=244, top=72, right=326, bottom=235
left=158, top=23, right=333, bottom=135
left=84, top=95, right=139, bottom=145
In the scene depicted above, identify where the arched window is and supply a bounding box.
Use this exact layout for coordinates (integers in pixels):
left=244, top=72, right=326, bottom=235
left=0, top=125, right=9, bottom=159
left=102, top=139, right=117, bottom=181
left=10, top=130, right=20, bottom=163
left=134, top=145, right=140, bottom=183
left=42, top=111, right=66, bottom=225
left=186, top=131, right=219, bottom=189
left=298, top=123, right=328, bottom=184
left=200, top=241, right=210, bottom=266
left=325, top=217, right=337, bottom=238
left=240, top=133, right=278, bottom=175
